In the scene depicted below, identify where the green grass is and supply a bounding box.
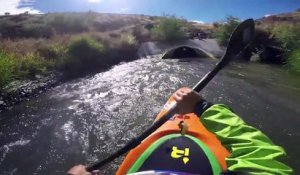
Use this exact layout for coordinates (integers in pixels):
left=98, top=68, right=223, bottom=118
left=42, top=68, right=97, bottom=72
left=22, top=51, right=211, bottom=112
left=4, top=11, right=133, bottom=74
left=38, top=44, right=67, bottom=62
left=151, top=16, right=186, bottom=42
left=270, top=24, right=300, bottom=73
left=16, top=53, right=49, bottom=78
left=0, top=51, right=15, bottom=88
left=286, top=48, right=300, bottom=74
left=0, top=51, right=51, bottom=89
left=270, top=24, right=300, bottom=51
left=0, top=31, right=141, bottom=83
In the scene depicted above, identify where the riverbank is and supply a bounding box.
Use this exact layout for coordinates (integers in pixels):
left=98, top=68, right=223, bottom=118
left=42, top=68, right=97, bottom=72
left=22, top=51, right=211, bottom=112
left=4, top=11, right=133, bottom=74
left=0, top=14, right=145, bottom=111
left=0, top=33, right=140, bottom=111
left=0, top=13, right=211, bottom=111
left=0, top=13, right=154, bottom=89
left=0, top=38, right=221, bottom=111
left=0, top=72, right=60, bottom=111
left=2, top=12, right=299, bottom=112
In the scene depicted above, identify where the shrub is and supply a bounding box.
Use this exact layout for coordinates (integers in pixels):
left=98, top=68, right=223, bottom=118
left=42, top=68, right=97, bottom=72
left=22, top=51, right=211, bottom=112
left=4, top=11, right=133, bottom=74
left=21, top=24, right=42, bottom=38
left=0, top=18, right=54, bottom=39
left=0, top=51, right=50, bottom=88
left=144, top=23, right=154, bottom=30
left=0, top=51, right=15, bottom=88
left=37, top=44, right=67, bottom=68
left=151, top=16, right=186, bottom=42
left=63, top=37, right=106, bottom=76
left=67, top=37, right=105, bottom=60
left=270, top=24, right=300, bottom=72
left=132, top=25, right=150, bottom=42
left=270, top=24, right=300, bottom=52
left=214, top=16, right=240, bottom=46
left=120, top=34, right=137, bottom=46
left=38, top=44, right=66, bottom=59
left=249, top=28, right=285, bottom=63
left=109, top=33, right=121, bottom=38
left=286, top=48, right=300, bottom=74
left=252, top=28, right=274, bottom=47
left=0, top=38, right=45, bottom=57
left=118, top=34, right=138, bottom=60
left=16, top=53, right=48, bottom=78
left=37, top=24, right=54, bottom=38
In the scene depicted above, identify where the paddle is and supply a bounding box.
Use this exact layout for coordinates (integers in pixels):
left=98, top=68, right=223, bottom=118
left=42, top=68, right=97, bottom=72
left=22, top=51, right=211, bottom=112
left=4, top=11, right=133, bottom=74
left=193, top=19, right=255, bottom=92
left=86, top=18, right=255, bottom=172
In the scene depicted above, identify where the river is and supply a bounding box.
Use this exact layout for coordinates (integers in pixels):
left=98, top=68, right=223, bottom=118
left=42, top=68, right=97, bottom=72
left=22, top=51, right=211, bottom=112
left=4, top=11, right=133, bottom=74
left=0, top=56, right=300, bottom=175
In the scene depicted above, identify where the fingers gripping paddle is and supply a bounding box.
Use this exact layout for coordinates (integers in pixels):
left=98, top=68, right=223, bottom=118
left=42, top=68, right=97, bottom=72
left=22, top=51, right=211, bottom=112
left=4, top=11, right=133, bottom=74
left=86, top=19, right=255, bottom=172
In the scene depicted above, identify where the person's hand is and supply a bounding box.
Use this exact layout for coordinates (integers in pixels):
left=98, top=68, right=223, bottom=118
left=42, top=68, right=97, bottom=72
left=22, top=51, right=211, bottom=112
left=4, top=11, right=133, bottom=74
left=67, top=165, right=99, bottom=175
left=173, top=87, right=203, bottom=114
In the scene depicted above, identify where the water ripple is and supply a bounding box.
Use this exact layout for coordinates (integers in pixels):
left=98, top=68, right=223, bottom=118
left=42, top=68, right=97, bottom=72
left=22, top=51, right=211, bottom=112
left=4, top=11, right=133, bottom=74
left=0, top=56, right=299, bottom=174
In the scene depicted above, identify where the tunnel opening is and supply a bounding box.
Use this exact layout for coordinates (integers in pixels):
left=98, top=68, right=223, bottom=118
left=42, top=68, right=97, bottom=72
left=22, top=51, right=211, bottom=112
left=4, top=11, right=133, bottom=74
left=162, top=46, right=208, bottom=59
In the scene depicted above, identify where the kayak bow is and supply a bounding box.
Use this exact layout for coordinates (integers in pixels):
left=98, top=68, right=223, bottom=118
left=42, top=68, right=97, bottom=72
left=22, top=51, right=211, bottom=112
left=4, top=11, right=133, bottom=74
left=116, top=96, right=230, bottom=174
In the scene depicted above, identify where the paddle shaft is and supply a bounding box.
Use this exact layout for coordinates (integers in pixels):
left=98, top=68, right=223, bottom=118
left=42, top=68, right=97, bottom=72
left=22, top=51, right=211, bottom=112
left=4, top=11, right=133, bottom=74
left=193, top=37, right=254, bottom=92
left=193, top=59, right=225, bottom=92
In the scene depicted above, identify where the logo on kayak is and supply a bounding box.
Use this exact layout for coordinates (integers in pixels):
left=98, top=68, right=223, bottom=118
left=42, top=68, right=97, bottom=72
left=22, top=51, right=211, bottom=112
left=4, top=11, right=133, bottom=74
left=171, top=146, right=190, bottom=164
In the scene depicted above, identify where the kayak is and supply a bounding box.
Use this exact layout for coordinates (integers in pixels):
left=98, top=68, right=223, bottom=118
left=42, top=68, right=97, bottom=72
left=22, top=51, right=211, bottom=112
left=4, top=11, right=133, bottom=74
left=116, top=96, right=230, bottom=175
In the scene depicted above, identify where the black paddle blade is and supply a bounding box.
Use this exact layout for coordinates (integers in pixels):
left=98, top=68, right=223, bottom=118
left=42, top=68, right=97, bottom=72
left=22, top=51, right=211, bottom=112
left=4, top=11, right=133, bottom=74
left=193, top=19, right=255, bottom=92
left=222, top=19, right=255, bottom=66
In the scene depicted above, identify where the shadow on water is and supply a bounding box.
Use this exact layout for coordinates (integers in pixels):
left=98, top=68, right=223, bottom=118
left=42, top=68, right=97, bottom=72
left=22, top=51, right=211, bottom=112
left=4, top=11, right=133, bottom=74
left=0, top=56, right=299, bottom=174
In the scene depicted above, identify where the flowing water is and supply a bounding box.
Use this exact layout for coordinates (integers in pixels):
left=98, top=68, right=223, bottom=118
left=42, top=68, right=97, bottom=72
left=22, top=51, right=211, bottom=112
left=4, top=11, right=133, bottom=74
left=0, top=56, right=300, bottom=175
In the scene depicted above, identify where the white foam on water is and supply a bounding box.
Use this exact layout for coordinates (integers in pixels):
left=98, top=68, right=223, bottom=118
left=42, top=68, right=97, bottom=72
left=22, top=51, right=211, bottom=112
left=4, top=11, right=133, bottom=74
left=0, top=138, right=30, bottom=163
left=56, top=120, right=78, bottom=144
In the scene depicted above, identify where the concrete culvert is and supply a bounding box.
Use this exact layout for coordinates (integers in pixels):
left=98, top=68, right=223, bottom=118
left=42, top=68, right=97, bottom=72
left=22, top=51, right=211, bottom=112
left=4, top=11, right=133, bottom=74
left=162, top=46, right=209, bottom=59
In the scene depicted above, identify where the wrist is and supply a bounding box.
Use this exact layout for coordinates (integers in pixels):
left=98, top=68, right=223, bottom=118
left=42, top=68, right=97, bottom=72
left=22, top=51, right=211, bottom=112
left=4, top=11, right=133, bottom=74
left=194, top=99, right=213, bottom=117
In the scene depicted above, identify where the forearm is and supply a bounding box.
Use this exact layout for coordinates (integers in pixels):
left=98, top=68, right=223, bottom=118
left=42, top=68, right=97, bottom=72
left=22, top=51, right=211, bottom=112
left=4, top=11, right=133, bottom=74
left=198, top=104, right=293, bottom=175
